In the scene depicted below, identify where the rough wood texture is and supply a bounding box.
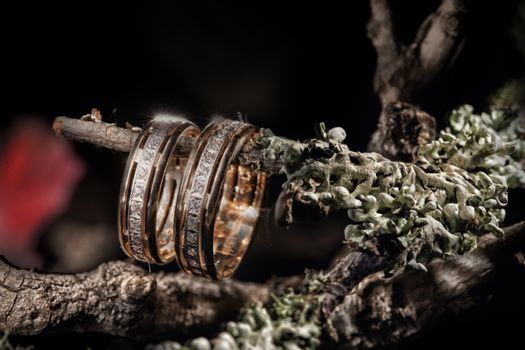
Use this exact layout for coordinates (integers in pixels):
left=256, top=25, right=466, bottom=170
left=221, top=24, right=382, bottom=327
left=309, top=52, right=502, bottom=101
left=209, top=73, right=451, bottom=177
left=324, top=221, right=525, bottom=348
left=368, top=0, right=465, bottom=105
left=367, top=102, right=437, bottom=160
left=2, top=221, right=523, bottom=343
left=52, top=116, right=283, bottom=176
left=53, top=117, right=139, bottom=153
left=367, top=0, right=465, bottom=158
left=0, top=258, right=269, bottom=339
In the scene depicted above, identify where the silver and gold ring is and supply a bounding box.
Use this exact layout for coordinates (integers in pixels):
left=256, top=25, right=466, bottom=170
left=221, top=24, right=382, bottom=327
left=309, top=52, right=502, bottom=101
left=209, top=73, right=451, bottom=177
left=175, top=119, right=267, bottom=279
left=118, top=117, right=200, bottom=264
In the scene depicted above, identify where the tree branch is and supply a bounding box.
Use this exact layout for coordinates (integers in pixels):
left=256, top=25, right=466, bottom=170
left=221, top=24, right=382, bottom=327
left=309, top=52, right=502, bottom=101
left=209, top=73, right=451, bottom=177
left=53, top=117, right=139, bottom=153
left=0, top=257, right=269, bottom=339
left=3, top=219, right=524, bottom=346
left=367, top=0, right=397, bottom=54
left=324, top=221, right=525, bottom=348
left=52, top=116, right=283, bottom=176
left=367, top=0, right=465, bottom=160
left=416, top=0, right=465, bottom=83
left=368, top=0, right=465, bottom=105
left=367, top=0, right=400, bottom=105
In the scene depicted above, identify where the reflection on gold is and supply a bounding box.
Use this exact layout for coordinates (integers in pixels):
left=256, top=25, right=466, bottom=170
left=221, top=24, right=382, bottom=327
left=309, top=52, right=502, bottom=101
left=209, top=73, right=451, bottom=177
left=214, top=165, right=266, bottom=277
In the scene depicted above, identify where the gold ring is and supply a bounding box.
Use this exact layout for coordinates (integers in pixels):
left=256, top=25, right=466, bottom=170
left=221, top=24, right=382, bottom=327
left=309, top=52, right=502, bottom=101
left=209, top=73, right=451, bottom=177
left=118, top=117, right=200, bottom=264
left=175, top=118, right=267, bottom=279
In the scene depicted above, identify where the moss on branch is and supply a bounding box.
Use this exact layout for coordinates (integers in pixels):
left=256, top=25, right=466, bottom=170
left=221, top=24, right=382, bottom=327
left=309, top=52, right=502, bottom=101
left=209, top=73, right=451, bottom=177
left=253, top=106, right=525, bottom=273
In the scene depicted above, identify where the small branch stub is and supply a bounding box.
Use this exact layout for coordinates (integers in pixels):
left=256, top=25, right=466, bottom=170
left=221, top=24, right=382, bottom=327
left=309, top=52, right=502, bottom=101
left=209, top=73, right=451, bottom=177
left=368, top=102, right=437, bottom=161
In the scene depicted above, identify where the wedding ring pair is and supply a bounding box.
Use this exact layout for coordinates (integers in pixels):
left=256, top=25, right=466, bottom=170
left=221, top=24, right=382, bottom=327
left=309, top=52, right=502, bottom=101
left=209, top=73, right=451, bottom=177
left=117, top=117, right=266, bottom=279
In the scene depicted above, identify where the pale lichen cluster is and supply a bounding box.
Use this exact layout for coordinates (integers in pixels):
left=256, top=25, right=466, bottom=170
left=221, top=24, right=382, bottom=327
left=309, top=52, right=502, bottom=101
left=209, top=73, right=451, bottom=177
left=257, top=106, right=524, bottom=272
left=149, top=276, right=323, bottom=350
left=417, top=105, right=525, bottom=188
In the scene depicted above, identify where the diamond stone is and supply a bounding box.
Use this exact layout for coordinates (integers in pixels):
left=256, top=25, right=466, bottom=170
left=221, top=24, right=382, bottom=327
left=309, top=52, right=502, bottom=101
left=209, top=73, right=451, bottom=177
left=186, top=230, right=198, bottom=243
left=204, top=148, right=217, bottom=161
left=209, top=142, right=220, bottom=153
left=148, top=134, right=163, bottom=147
left=131, top=243, right=143, bottom=254
left=220, top=125, right=230, bottom=133
left=129, top=199, right=142, bottom=213
left=190, top=188, right=204, bottom=200
left=188, top=200, right=201, bottom=215
left=129, top=216, right=141, bottom=227
left=129, top=211, right=141, bottom=221
left=196, top=167, right=208, bottom=179
left=136, top=165, right=148, bottom=179
left=193, top=180, right=206, bottom=194
left=142, top=148, right=155, bottom=163
left=187, top=214, right=200, bottom=233
left=129, top=224, right=140, bottom=235
left=133, top=182, right=145, bottom=195
left=188, top=248, right=197, bottom=257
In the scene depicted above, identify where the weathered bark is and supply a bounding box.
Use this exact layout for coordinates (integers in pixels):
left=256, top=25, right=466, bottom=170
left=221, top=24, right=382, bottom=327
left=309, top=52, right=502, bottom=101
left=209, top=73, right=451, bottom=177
left=367, top=0, right=465, bottom=159
left=367, top=102, right=436, bottom=161
left=53, top=116, right=283, bottom=176
left=2, top=221, right=524, bottom=344
left=368, top=0, right=465, bottom=105
left=324, top=221, right=525, bottom=348
left=53, top=117, right=139, bottom=153
left=0, top=257, right=269, bottom=339
left=321, top=252, right=386, bottom=318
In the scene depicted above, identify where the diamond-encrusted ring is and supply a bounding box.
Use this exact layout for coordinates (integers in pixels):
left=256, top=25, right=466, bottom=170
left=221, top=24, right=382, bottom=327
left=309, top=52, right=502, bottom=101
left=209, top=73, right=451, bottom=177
left=175, top=118, right=267, bottom=279
left=118, top=117, right=200, bottom=264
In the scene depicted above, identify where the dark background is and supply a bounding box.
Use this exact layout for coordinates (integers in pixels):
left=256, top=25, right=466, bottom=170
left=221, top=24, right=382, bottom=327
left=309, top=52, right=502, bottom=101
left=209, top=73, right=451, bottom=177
left=2, top=1, right=525, bottom=349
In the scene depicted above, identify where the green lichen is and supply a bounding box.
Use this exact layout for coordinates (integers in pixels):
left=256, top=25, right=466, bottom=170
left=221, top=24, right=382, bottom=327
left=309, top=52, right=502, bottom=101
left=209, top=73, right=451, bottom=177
left=256, top=106, right=525, bottom=273
left=149, top=106, right=524, bottom=350
left=148, top=273, right=323, bottom=350
left=216, top=293, right=321, bottom=350
left=417, top=105, right=525, bottom=188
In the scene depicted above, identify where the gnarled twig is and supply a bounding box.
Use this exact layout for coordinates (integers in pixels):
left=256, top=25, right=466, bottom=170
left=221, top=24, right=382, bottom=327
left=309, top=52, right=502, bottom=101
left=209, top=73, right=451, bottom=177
left=2, top=221, right=524, bottom=345
left=324, top=221, right=525, bottom=348
left=368, top=0, right=465, bottom=105
left=0, top=257, right=269, bottom=339
left=367, top=0, right=465, bottom=159
left=53, top=116, right=283, bottom=176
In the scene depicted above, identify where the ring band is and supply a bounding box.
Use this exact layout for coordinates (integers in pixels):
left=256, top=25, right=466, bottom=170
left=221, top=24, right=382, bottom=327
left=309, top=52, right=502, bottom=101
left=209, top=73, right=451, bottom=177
left=175, top=119, right=267, bottom=279
left=118, top=117, right=200, bottom=264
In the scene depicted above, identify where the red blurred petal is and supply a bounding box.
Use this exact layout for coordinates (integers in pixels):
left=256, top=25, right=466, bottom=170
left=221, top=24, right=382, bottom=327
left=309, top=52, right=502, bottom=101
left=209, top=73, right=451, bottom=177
left=0, top=118, right=85, bottom=260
